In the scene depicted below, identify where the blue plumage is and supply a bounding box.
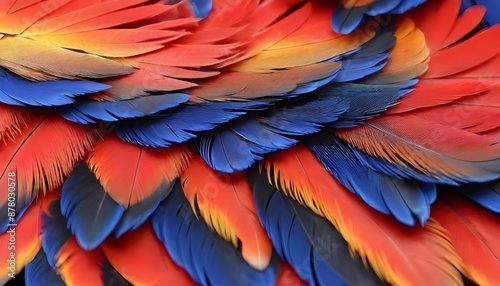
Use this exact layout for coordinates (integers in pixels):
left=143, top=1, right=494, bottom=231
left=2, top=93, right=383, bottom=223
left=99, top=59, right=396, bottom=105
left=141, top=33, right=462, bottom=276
left=307, top=132, right=436, bottom=226
left=25, top=250, right=65, bottom=286
left=59, top=93, right=190, bottom=124
left=61, top=164, right=124, bottom=250
left=115, top=100, right=268, bottom=147
left=113, top=181, right=174, bottom=237
left=458, top=179, right=500, bottom=213
left=151, top=181, right=280, bottom=286
left=196, top=95, right=350, bottom=172
left=41, top=199, right=72, bottom=268
left=0, top=67, right=109, bottom=106
left=331, top=0, right=426, bottom=34
left=249, top=168, right=384, bottom=286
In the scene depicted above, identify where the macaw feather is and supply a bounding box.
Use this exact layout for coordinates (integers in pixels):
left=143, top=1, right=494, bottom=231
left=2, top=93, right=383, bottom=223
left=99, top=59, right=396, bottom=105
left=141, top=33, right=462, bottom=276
left=181, top=154, right=272, bottom=270
left=431, top=192, right=500, bottom=285
left=0, top=102, right=32, bottom=142
left=102, top=222, right=196, bottom=286
left=25, top=249, right=65, bottom=286
left=261, top=144, right=462, bottom=286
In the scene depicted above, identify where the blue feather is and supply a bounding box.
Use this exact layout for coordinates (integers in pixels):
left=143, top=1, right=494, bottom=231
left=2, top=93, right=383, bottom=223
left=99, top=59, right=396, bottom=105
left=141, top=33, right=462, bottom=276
left=113, top=181, right=174, bottom=237
left=25, top=250, right=65, bottom=286
left=249, top=168, right=384, bottom=286
left=41, top=199, right=72, bottom=268
left=115, top=100, right=269, bottom=147
left=458, top=179, right=500, bottom=213
left=307, top=132, right=436, bottom=226
left=151, top=180, right=280, bottom=286
left=58, top=93, right=190, bottom=124
left=188, top=0, right=212, bottom=18
left=196, top=95, right=350, bottom=172
left=61, top=164, right=124, bottom=250
left=0, top=67, right=109, bottom=106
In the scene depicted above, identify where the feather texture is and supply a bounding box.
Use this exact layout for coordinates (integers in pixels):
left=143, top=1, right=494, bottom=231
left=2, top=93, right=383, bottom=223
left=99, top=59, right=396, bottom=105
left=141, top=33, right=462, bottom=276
left=181, top=154, right=272, bottom=270
left=261, top=144, right=462, bottom=286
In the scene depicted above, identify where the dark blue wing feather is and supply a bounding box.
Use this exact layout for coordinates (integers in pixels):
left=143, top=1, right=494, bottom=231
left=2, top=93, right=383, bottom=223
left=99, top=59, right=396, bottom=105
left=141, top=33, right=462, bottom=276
left=60, top=164, right=124, bottom=250
left=151, top=180, right=280, bottom=286
left=25, top=250, right=65, bottom=286
left=0, top=68, right=109, bottom=106
left=58, top=93, right=190, bottom=123
left=249, top=167, right=385, bottom=286
left=307, top=132, right=436, bottom=226
left=458, top=179, right=500, bottom=213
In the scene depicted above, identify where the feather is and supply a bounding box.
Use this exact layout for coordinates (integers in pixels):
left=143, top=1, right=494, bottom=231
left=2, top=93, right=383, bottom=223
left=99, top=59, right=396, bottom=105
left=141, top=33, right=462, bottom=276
left=0, top=67, right=110, bottom=107
left=181, top=154, right=272, bottom=270
left=457, top=179, right=500, bottom=213
left=461, top=0, right=500, bottom=26
left=186, top=0, right=212, bottom=18
left=151, top=180, right=281, bottom=286
left=102, top=222, right=196, bottom=286
left=115, top=100, right=269, bottom=147
left=0, top=113, right=99, bottom=231
left=60, top=164, right=125, bottom=250
left=249, top=167, right=385, bottom=286
left=0, top=37, right=133, bottom=81
left=0, top=103, right=32, bottom=142
left=307, top=132, right=436, bottom=226
left=275, top=262, right=307, bottom=286
left=431, top=192, right=500, bottom=285
left=24, top=249, right=65, bottom=286
left=197, top=93, right=349, bottom=172
left=334, top=114, right=500, bottom=184
left=85, top=136, right=190, bottom=236
left=0, top=193, right=46, bottom=284
left=59, top=93, right=190, bottom=123
left=41, top=193, right=116, bottom=286
left=261, top=144, right=462, bottom=286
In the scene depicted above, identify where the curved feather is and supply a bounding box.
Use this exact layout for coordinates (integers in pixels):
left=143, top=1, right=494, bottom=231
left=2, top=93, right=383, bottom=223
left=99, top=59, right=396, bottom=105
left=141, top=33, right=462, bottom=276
left=181, top=154, right=272, bottom=270
left=151, top=181, right=281, bottom=286
left=0, top=67, right=110, bottom=107
left=0, top=103, right=32, bottom=142
left=0, top=113, right=99, bottom=233
left=334, top=114, right=500, bottom=184
left=431, top=192, right=500, bottom=285
left=61, top=164, right=125, bottom=250
left=102, top=222, right=195, bottom=286
left=307, top=132, right=436, bottom=226
left=249, top=167, right=385, bottom=286
left=261, top=144, right=462, bottom=285
left=59, top=93, right=190, bottom=123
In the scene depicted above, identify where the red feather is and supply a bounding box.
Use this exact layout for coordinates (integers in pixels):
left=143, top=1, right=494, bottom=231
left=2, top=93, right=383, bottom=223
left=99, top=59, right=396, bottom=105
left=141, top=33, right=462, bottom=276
left=261, top=144, right=461, bottom=286
left=86, top=135, right=191, bottom=208
left=432, top=193, right=500, bottom=285
left=102, top=222, right=195, bottom=286
left=181, top=154, right=273, bottom=270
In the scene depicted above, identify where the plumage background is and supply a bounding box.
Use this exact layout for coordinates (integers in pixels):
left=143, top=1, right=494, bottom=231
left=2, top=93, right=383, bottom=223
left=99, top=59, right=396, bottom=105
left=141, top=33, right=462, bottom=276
left=0, top=0, right=500, bottom=285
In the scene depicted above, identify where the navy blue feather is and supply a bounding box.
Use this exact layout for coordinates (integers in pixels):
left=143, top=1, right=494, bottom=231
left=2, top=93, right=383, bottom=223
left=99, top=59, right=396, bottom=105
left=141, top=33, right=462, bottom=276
left=307, top=132, right=436, bottom=226
left=41, top=199, right=72, bottom=268
left=25, top=250, right=65, bottom=286
left=113, top=180, right=174, bottom=237
left=115, top=100, right=269, bottom=147
left=196, top=95, right=350, bottom=172
left=458, top=179, right=500, bottom=213
left=249, top=167, right=385, bottom=286
left=0, top=67, right=109, bottom=106
left=151, top=180, right=280, bottom=286
left=58, top=93, right=190, bottom=123
left=61, top=164, right=124, bottom=250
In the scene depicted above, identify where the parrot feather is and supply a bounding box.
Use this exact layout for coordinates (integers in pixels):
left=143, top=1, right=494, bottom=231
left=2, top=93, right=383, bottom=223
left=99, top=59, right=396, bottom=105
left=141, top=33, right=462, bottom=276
left=181, top=154, right=272, bottom=270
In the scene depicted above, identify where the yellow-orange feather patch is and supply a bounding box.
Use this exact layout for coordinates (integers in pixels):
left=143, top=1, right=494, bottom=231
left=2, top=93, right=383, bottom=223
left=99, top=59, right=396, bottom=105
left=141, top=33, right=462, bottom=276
left=181, top=154, right=272, bottom=271
left=261, top=144, right=462, bottom=286
left=86, top=135, right=191, bottom=208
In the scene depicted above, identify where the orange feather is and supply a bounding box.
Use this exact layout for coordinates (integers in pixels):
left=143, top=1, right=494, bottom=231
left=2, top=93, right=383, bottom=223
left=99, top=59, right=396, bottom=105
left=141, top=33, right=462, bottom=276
left=86, top=135, right=191, bottom=208
left=261, top=144, right=461, bottom=286
left=0, top=103, right=32, bottom=142
left=0, top=112, right=99, bottom=211
left=102, top=222, right=195, bottom=286
left=431, top=193, right=500, bottom=285
left=181, top=154, right=273, bottom=271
